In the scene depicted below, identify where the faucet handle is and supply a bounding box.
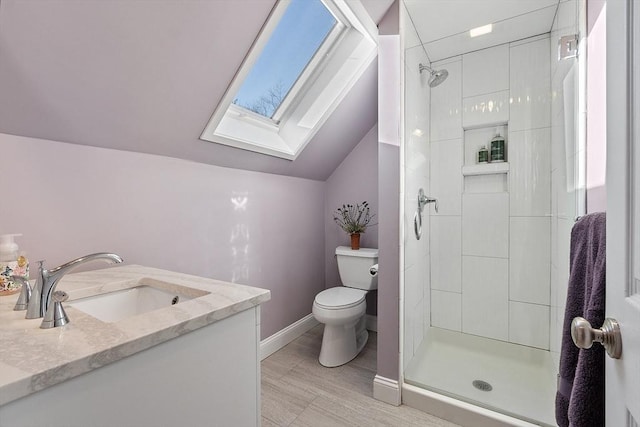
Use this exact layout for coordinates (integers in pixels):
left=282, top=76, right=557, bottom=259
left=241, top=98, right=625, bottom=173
left=25, top=260, right=46, bottom=319
left=40, top=291, right=70, bottom=329
left=52, top=290, right=69, bottom=302
left=11, top=276, right=32, bottom=311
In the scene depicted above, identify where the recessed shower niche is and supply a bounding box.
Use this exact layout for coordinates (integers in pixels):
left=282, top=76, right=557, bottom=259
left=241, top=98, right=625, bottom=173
left=462, top=125, right=509, bottom=193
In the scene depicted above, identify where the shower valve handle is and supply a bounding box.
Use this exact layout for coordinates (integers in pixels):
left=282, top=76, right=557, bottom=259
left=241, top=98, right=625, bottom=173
left=571, top=317, right=622, bottom=359
left=418, top=189, right=438, bottom=213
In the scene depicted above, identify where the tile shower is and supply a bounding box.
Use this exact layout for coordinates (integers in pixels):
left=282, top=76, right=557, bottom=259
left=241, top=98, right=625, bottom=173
left=429, top=37, right=553, bottom=349
left=401, top=1, right=583, bottom=425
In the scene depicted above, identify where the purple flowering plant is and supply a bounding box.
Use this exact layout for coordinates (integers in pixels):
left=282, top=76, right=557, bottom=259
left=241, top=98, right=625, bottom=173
left=333, top=201, right=375, bottom=234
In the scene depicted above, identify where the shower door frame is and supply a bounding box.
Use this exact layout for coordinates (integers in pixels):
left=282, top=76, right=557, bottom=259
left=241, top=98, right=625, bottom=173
left=398, top=1, right=588, bottom=425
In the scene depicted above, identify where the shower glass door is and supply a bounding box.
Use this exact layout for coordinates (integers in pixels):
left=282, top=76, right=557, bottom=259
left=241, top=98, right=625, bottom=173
left=400, top=1, right=586, bottom=425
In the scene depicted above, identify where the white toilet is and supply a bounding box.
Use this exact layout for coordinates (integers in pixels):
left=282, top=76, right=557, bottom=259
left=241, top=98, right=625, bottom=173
left=313, top=246, right=378, bottom=367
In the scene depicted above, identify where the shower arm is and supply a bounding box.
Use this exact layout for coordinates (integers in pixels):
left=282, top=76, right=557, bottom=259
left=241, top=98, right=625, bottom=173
left=418, top=63, right=434, bottom=74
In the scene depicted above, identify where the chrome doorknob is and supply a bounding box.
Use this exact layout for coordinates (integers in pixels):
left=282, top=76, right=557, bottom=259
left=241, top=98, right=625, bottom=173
left=571, top=317, right=622, bottom=359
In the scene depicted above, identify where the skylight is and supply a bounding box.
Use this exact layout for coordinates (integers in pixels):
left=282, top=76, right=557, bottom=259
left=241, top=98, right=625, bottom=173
left=232, top=0, right=337, bottom=119
left=201, top=0, right=377, bottom=160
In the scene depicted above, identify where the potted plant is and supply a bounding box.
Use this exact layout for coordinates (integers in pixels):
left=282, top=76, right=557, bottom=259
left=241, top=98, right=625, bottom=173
left=333, top=201, right=375, bottom=250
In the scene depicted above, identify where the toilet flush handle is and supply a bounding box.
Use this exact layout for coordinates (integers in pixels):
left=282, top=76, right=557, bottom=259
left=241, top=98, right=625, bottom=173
left=369, top=264, right=378, bottom=277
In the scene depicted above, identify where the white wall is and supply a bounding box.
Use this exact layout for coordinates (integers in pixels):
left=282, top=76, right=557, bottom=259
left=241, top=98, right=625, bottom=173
left=586, top=0, right=607, bottom=212
left=402, top=33, right=431, bottom=366
left=508, top=36, right=552, bottom=349
left=429, top=54, right=463, bottom=338
left=0, top=133, right=326, bottom=339
left=428, top=35, right=553, bottom=350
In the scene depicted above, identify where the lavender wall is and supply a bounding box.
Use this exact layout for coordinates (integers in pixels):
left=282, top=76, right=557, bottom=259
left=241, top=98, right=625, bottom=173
left=377, top=142, right=400, bottom=380
left=0, top=0, right=377, bottom=181
left=0, top=133, right=326, bottom=339
left=324, top=125, right=379, bottom=284
left=325, top=125, right=379, bottom=315
left=376, top=0, right=401, bottom=382
left=0, top=0, right=396, bottom=377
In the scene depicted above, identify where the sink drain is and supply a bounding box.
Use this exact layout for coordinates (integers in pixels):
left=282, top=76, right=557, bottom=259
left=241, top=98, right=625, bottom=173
left=472, top=380, right=493, bottom=392
left=171, top=296, right=179, bottom=305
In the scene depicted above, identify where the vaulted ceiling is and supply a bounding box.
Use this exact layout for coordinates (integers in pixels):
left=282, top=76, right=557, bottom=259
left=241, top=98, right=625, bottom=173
left=0, top=0, right=394, bottom=181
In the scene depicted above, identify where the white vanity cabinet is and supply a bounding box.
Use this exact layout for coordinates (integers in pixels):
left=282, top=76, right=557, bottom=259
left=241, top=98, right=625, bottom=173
left=0, top=307, right=261, bottom=427
left=0, top=266, right=269, bottom=427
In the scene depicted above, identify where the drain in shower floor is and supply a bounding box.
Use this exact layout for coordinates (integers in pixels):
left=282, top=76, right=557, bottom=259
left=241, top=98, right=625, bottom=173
left=472, top=380, right=493, bottom=392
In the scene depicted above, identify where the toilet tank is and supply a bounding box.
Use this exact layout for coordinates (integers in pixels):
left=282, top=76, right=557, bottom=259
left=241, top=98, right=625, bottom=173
left=335, top=246, right=379, bottom=290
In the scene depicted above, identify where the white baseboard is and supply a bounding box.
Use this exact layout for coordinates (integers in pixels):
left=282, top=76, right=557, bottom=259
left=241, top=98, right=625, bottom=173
left=373, top=375, right=401, bottom=406
left=365, top=314, right=377, bottom=332
left=260, top=314, right=319, bottom=361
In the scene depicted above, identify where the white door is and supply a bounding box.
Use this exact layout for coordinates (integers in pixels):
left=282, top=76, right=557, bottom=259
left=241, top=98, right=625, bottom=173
left=606, top=1, right=640, bottom=425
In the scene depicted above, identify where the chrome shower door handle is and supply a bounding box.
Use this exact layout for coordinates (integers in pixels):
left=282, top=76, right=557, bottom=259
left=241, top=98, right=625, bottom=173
left=415, top=188, right=437, bottom=240
left=414, top=211, right=422, bottom=240
left=571, top=316, right=622, bottom=359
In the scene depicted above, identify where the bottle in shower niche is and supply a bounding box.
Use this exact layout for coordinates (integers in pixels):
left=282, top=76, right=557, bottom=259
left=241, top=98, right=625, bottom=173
left=490, top=128, right=506, bottom=162
left=477, top=145, right=489, bottom=163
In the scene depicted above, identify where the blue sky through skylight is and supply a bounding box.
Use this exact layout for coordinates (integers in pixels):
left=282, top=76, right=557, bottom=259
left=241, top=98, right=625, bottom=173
left=233, top=0, right=337, bottom=118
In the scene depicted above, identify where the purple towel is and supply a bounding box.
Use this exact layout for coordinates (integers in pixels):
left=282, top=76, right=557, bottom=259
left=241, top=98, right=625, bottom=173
left=555, top=213, right=606, bottom=427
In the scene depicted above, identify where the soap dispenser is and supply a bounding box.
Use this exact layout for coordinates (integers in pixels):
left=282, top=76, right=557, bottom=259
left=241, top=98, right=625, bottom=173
left=490, top=128, right=506, bottom=162
left=0, top=234, right=29, bottom=296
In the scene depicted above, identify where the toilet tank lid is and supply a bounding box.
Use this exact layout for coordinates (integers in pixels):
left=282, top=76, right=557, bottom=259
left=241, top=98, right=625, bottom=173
left=335, top=246, right=378, bottom=258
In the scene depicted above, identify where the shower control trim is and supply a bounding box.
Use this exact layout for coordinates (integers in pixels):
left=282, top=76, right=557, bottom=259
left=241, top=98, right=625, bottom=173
left=415, top=189, right=438, bottom=240
left=418, top=189, right=438, bottom=213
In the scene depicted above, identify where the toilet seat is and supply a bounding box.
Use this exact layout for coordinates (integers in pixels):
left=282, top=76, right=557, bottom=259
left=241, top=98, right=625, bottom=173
left=314, top=287, right=366, bottom=310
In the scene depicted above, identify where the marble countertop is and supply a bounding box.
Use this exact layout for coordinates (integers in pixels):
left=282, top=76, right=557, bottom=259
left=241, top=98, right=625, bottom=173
left=0, top=265, right=270, bottom=406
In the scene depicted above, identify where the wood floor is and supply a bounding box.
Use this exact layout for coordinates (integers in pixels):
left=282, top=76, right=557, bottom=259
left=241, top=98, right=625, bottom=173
left=261, top=325, right=460, bottom=426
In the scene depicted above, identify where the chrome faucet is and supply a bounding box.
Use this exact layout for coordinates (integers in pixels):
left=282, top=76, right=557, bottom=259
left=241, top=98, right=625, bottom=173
left=26, top=253, right=123, bottom=321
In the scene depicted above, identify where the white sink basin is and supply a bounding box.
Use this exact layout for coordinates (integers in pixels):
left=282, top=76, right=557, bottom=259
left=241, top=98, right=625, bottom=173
left=69, top=285, right=196, bottom=323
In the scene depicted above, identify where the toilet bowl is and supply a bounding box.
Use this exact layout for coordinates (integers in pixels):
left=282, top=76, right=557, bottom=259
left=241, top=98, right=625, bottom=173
left=313, top=246, right=378, bottom=367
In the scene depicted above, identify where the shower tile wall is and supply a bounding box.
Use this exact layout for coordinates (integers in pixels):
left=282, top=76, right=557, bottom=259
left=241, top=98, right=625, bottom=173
left=509, top=37, right=552, bottom=131
left=403, top=42, right=431, bottom=368
left=429, top=56, right=463, bottom=340
left=429, top=36, right=552, bottom=350
left=508, top=36, right=552, bottom=350
left=429, top=58, right=462, bottom=142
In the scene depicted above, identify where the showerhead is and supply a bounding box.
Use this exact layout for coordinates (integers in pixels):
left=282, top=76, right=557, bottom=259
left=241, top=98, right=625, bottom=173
left=419, top=63, right=449, bottom=88
left=428, top=69, right=449, bottom=87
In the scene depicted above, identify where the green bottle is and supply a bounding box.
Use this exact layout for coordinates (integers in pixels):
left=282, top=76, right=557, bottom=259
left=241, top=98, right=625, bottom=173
left=490, top=128, right=505, bottom=162
left=477, top=145, right=489, bottom=163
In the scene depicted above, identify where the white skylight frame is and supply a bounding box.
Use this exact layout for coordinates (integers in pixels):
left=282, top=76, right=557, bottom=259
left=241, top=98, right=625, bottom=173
left=270, top=18, right=344, bottom=123
left=200, top=0, right=378, bottom=160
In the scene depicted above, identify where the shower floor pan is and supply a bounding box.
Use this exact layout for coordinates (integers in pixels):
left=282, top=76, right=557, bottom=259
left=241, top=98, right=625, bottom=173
left=404, top=327, right=557, bottom=426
